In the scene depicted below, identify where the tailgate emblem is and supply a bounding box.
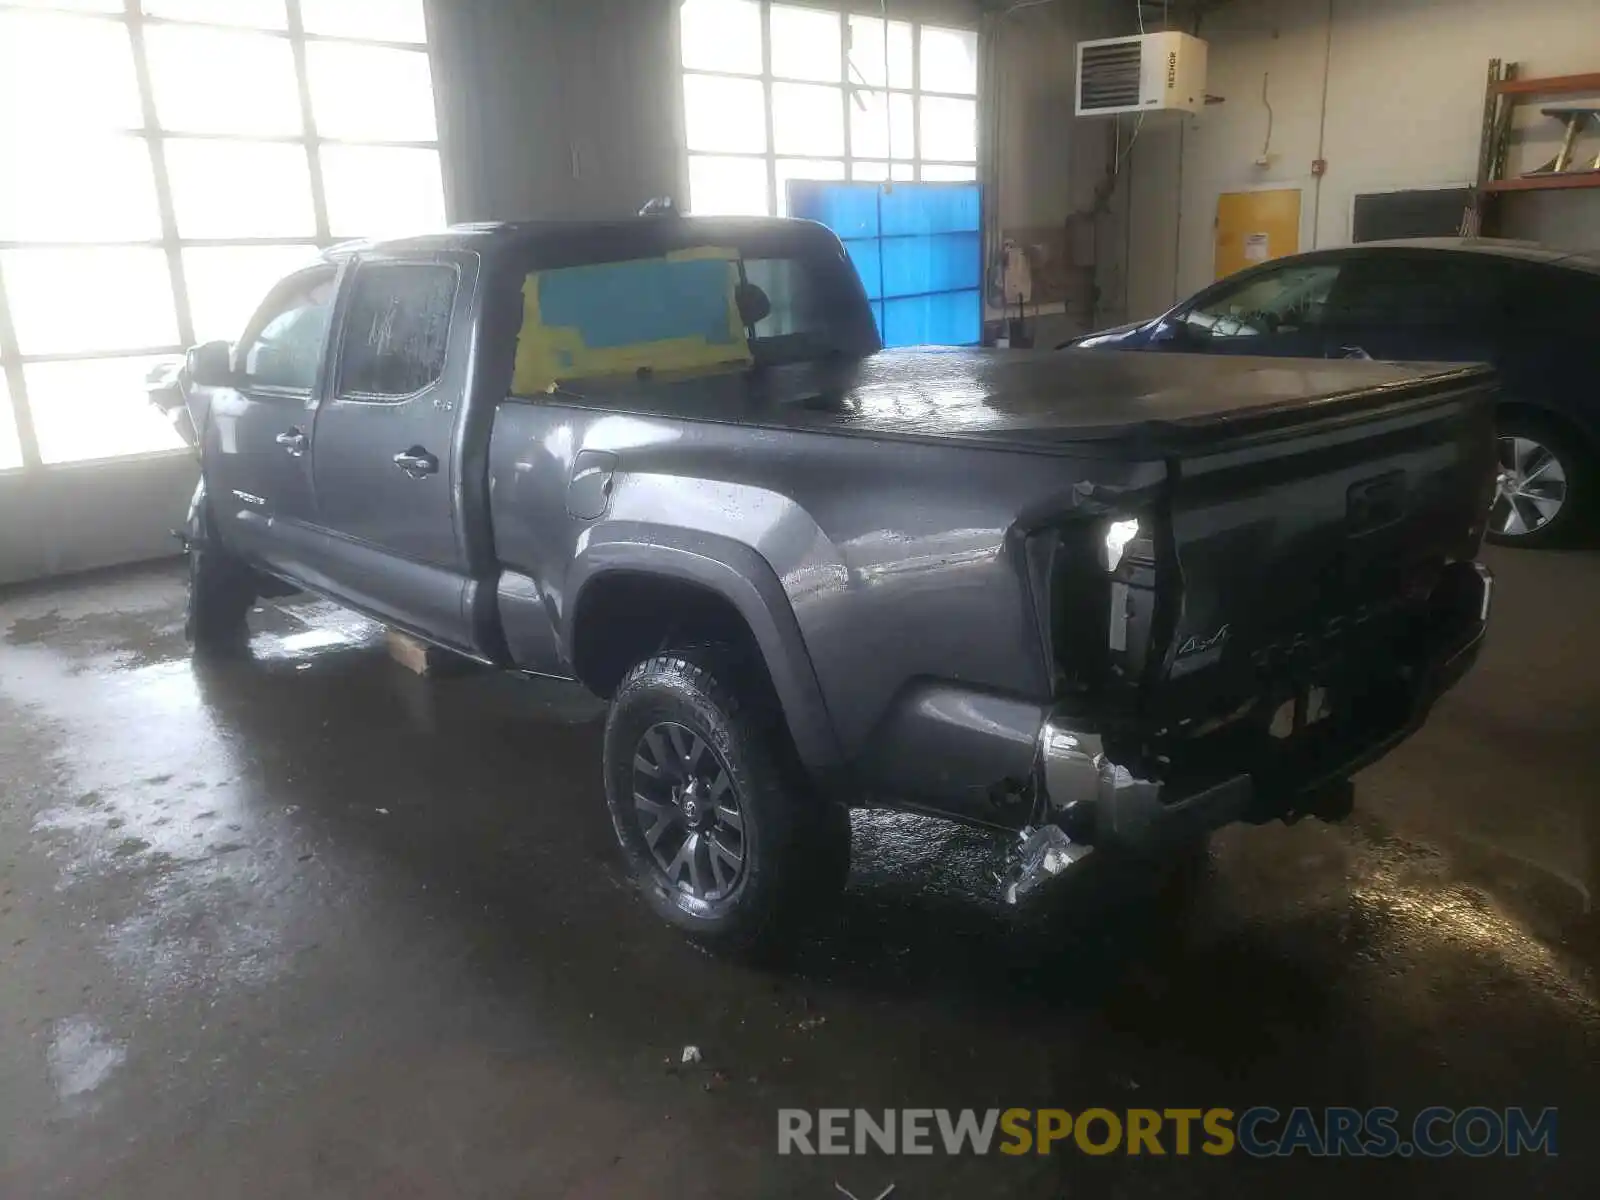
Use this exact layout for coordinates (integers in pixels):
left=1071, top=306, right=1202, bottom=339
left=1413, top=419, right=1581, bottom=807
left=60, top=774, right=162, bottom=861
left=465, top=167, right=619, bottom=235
left=1177, top=623, right=1230, bottom=658
left=1347, top=471, right=1407, bottom=534
left=1171, top=622, right=1230, bottom=678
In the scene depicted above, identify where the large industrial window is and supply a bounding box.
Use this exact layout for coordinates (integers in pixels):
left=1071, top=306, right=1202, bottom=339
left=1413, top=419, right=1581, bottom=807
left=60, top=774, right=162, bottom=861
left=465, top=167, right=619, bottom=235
left=0, top=0, right=445, bottom=468
left=677, top=0, right=979, bottom=217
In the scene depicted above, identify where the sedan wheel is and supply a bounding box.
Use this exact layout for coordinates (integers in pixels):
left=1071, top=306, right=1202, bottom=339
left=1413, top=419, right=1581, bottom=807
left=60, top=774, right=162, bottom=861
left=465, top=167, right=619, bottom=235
left=1492, top=434, right=1567, bottom=539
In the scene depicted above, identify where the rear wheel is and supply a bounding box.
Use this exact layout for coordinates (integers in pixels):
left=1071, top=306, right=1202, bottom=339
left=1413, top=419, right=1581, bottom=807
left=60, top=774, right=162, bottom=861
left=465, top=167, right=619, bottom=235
left=1488, top=414, right=1591, bottom=548
left=603, top=647, right=849, bottom=955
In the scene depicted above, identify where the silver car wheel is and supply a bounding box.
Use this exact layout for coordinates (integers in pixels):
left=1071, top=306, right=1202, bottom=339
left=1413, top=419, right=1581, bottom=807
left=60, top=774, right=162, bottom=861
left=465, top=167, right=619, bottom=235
left=1492, top=435, right=1567, bottom=538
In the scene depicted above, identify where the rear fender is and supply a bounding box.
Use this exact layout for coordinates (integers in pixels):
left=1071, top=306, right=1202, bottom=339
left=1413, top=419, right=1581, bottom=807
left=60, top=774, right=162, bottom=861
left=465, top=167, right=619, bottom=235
left=566, top=525, right=843, bottom=771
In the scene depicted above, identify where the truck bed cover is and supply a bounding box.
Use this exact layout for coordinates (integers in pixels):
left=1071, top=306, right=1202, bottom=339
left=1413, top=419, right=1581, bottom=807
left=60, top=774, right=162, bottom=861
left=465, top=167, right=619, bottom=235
left=550, top=347, right=1495, bottom=457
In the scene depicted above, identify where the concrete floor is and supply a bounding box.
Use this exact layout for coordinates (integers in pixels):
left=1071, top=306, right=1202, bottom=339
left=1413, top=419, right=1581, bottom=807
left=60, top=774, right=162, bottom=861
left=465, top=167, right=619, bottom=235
left=1, top=548, right=1596, bottom=1199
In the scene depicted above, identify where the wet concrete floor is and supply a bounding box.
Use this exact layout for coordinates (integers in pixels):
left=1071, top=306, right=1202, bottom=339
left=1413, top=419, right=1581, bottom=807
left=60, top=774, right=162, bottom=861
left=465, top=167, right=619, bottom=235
left=1, top=547, right=1596, bottom=1198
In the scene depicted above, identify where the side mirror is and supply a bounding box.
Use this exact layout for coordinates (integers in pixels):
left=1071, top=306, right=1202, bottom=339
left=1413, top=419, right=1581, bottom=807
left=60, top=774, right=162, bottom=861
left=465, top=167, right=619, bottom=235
left=187, top=340, right=233, bottom=388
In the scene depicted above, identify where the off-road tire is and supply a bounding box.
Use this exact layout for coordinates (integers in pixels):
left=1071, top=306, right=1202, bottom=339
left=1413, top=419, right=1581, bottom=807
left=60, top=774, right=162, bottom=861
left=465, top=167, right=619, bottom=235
left=603, top=646, right=849, bottom=955
left=185, top=539, right=254, bottom=655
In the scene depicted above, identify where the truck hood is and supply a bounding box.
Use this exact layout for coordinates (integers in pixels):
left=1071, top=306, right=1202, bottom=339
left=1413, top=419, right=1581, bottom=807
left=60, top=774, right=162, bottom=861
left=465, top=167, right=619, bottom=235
left=583, top=347, right=1492, bottom=457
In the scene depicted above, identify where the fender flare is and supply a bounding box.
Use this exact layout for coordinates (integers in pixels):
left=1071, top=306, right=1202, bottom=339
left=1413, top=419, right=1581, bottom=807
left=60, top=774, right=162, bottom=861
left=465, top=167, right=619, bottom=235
left=184, top=476, right=212, bottom=546
left=566, top=527, right=843, bottom=771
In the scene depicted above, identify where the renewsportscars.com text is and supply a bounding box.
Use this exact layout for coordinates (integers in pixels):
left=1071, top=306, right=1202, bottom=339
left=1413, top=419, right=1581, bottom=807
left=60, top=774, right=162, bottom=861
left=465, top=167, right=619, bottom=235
left=778, top=1106, right=1557, bottom=1159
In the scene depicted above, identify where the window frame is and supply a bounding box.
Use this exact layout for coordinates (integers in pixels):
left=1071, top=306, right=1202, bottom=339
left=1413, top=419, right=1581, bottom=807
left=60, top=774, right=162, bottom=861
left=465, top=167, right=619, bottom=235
left=329, top=259, right=461, bottom=405
left=232, top=260, right=341, bottom=398
left=0, top=0, right=446, bottom=472
left=676, top=2, right=980, bottom=217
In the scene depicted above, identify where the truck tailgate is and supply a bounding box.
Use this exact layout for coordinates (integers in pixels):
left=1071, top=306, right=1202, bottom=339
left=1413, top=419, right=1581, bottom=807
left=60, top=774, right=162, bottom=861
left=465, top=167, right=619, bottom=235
left=1147, top=374, right=1497, bottom=723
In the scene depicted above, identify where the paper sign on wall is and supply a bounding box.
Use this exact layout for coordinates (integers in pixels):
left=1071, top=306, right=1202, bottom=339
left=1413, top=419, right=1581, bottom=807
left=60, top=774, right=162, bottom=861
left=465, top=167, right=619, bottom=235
left=1243, top=233, right=1271, bottom=263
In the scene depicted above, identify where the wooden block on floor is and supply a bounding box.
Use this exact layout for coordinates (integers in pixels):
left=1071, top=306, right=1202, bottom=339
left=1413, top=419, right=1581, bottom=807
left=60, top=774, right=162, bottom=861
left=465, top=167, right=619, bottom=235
left=384, top=629, right=463, bottom=677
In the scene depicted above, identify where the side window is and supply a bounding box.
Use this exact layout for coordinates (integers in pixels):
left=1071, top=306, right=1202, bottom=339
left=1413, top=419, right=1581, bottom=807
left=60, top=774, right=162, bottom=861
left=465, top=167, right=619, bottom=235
left=1183, top=262, right=1342, bottom=341
left=1324, top=255, right=1502, bottom=329
left=237, top=267, right=338, bottom=392
left=335, top=263, right=458, bottom=400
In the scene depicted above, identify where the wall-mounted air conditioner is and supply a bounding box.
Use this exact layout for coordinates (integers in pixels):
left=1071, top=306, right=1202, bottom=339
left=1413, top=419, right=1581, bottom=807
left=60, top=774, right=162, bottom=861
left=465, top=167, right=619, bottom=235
left=1075, top=32, right=1208, bottom=118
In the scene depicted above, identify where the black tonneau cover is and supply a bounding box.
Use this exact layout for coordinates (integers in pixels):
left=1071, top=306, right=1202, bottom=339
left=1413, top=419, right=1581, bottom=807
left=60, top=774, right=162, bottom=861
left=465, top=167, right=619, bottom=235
left=544, top=347, right=1495, bottom=456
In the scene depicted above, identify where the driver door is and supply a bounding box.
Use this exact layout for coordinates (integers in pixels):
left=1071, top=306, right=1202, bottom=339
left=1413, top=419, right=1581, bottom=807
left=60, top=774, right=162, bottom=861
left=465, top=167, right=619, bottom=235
left=1165, top=258, right=1345, bottom=358
left=203, top=263, right=340, bottom=575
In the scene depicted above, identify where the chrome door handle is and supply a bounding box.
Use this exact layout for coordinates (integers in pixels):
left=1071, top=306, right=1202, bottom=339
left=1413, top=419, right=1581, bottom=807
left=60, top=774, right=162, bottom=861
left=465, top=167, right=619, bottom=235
left=392, top=447, right=439, bottom=477
left=276, top=429, right=307, bottom=456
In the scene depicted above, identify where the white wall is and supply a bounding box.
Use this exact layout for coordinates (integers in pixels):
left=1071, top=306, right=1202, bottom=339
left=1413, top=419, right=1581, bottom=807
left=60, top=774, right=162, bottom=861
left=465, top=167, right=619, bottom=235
left=428, top=0, right=684, bottom=223
left=988, top=1, right=1119, bottom=231
left=986, top=0, right=1126, bottom=341
left=1125, top=0, right=1600, bottom=319
left=0, top=456, right=196, bottom=587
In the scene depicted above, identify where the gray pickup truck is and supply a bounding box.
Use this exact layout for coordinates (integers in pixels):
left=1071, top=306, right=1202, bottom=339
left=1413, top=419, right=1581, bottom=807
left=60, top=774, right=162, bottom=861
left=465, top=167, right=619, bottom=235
left=154, top=215, right=1496, bottom=953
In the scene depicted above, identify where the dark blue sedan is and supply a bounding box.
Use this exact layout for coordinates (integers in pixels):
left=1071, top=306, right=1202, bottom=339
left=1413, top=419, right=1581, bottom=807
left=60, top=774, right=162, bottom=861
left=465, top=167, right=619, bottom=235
left=1068, top=239, right=1600, bottom=548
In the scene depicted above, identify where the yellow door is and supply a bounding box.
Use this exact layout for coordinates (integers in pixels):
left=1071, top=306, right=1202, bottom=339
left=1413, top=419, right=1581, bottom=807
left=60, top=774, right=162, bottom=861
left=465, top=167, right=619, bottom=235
left=1215, top=189, right=1301, bottom=280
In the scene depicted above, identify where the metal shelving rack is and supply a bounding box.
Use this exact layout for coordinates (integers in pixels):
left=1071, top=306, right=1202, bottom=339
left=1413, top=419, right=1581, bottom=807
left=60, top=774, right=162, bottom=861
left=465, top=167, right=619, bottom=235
left=1468, top=60, right=1600, bottom=236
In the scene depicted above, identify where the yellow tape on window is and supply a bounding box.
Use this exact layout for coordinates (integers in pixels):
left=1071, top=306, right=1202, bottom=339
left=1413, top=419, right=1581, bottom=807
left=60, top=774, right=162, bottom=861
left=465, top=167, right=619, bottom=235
left=512, top=248, right=752, bottom=395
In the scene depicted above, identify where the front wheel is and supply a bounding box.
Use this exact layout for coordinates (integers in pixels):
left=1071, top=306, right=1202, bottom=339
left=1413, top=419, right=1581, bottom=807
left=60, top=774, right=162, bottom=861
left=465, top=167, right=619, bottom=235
left=603, top=648, right=848, bottom=955
left=1487, top=415, right=1591, bottom=548
left=185, top=540, right=255, bottom=654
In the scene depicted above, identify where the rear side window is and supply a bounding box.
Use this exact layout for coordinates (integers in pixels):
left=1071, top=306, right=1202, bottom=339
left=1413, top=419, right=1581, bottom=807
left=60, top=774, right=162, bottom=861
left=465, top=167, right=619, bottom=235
left=335, top=263, right=458, bottom=399
left=237, top=266, right=337, bottom=392
left=1324, top=255, right=1504, bottom=329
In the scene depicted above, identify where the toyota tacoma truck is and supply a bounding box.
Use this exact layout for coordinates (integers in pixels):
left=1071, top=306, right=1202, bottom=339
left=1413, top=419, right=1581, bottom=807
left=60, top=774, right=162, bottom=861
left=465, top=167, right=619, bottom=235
left=151, top=215, right=1497, bottom=953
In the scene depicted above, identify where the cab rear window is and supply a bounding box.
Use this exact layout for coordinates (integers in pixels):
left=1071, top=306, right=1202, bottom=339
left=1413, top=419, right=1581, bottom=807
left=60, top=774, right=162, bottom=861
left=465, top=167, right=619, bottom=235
left=510, top=244, right=871, bottom=396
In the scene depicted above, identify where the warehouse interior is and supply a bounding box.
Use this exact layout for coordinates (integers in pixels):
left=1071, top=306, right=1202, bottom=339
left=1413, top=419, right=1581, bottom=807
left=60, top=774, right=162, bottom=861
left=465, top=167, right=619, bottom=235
left=2, top=1, right=1597, bottom=1196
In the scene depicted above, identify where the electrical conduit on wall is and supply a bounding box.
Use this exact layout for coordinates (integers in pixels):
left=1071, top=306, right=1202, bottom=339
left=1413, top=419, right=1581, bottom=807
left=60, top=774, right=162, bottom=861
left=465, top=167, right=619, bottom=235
left=1311, top=0, right=1334, bottom=248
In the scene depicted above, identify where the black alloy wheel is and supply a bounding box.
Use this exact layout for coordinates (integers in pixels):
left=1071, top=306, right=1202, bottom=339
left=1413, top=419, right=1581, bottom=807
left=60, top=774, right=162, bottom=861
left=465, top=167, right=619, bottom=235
left=632, top=721, right=747, bottom=902
left=603, top=647, right=850, bottom=954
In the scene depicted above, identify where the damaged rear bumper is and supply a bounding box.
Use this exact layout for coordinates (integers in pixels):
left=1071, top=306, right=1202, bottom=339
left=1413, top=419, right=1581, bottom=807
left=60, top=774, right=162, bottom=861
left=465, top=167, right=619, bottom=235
left=1005, top=561, right=1492, bottom=904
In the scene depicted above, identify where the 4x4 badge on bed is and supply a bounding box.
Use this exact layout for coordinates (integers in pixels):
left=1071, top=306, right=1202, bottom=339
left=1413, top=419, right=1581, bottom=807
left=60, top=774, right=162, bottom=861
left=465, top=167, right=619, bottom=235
left=1178, top=623, right=1230, bottom=658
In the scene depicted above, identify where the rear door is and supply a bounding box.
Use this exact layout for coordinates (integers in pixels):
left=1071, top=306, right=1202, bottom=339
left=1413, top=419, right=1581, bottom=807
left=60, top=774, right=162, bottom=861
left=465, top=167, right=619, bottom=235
left=204, top=264, right=339, bottom=572
left=305, top=252, right=480, bottom=648
left=1496, top=262, right=1597, bottom=428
